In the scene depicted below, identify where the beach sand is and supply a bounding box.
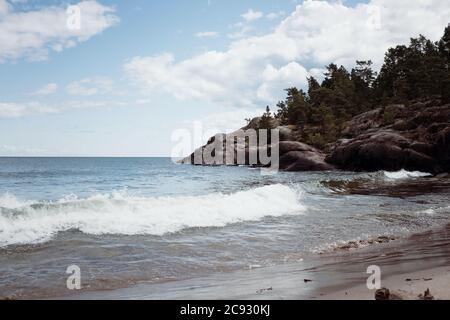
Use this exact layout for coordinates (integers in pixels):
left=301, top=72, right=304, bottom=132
left=319, top=266, right=450, bottom=300
left=59, top=224, right=450, bottom=300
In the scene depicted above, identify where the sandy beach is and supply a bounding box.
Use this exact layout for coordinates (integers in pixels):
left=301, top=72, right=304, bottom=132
left=1, top=0, right=450, bottom=307
left=59, top=223, right=450, bottom=300
left=320, top=266, right=450, bottom=300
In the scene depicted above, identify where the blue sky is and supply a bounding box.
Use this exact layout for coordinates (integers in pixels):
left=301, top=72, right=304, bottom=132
left=0, top=0, right=448, bottom=156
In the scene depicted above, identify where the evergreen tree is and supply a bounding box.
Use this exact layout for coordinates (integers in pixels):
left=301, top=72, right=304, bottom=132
left=284, top=87, right=310, bottom=132
left=438, top=25, right=450, bottom=63
left=259, top=106, right=273, bottom=130
left=268, top=24, right=450, bottom=147
left=275, top=101, right=288, bottom=124
left=375, top=32, right=450, bottom=103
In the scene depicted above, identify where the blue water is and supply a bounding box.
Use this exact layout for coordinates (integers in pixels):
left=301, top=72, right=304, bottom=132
left=0, top=157, right=449, bottom=298
left=0, top=157, right=261, bottom=200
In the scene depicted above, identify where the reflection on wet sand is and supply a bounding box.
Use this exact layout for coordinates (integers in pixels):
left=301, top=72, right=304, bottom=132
left=61, top=224, right=450, bottom=300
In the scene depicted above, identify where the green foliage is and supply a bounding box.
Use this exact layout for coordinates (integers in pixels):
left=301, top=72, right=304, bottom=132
left=258, top=106, right=273, bottom=146
left=438, top=25, right=450, bottom=63
left=306, top=133, right=326, bottom=149
left=275, top=101, right=288, bottom=124
left=375, top=31, right=450, bottom=103
left=258, top=25, right=450, bottom=148
left=259, top=106, right=273, bottom=130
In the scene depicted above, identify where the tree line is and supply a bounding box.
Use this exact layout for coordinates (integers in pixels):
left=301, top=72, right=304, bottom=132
left=257, top=25, right=450, bottom=149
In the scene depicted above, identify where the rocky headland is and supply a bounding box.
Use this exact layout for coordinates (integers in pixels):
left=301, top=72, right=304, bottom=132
left=182, top=26, right=450, bottom=175
left=181, top=100, right=450, bottom=175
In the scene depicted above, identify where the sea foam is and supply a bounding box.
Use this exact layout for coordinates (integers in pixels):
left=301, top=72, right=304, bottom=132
left=0, top=184, right=305, bottom=247
left=383, top=169, right=432, bottom=180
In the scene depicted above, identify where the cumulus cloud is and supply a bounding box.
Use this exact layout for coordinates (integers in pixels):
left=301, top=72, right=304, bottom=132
left=0, top=144, right=47, bottom=156
left=0, top=0, right=9, bottom=16
left=197, top=108, right=264, bottom=135
left=66, top=76, right=114, bottom=96
left=241, top=9, right=263, bottom=22
left=31, top=83, right=58, bottom=96
left=0, top=0, right=119, bottom=62
left=0, top=100, right=126, bottom=118
left=227, top=23, right=252, bottom=39
left=124, top=0, right=450, bottom=110
left=0, top=101, right=58, bottom=118
left=275, top=0, right=450, bottom=68
left=196, top=31, right=218, bottom=38
left=266, top=11, right=285, bottom=20
left=257, top=62, right=309, bottom=102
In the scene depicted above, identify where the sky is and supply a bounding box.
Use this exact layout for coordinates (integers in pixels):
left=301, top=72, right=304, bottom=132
left=0, top=0, right=449, bottom=156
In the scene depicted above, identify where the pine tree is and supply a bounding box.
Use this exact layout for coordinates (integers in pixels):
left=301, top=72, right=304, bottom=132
left=438, top=25, right=450, bottom=63
left=259, top=106, right=273, bottom=130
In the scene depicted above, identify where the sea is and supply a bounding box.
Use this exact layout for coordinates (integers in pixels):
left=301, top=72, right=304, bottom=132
left=0, top=157, right=449, bottom=298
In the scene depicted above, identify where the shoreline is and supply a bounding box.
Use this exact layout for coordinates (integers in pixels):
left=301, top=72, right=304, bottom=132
left=57, top=223, right=450, bottom=300
left=318, top=266, right=450, bottom=300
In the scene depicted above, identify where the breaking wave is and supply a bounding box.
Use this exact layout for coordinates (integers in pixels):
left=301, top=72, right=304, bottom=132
left=0, top=184, right=305, bottom=247
left=383, top=169, right=432, bottom=180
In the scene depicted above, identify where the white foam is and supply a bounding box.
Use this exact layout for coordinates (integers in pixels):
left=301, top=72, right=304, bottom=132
left=0, top=184, right=305, bottom=247
left=0, top=193, right=34, bottom=209
left=421, top=208, right=436, bottom=215
left=383, top=169, right=432, bottom=180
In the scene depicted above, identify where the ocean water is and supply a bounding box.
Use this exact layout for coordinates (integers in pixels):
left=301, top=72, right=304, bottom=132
left=0, top=157, right=449, bottom=298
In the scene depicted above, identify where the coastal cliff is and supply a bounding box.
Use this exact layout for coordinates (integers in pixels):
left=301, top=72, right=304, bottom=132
left=181, top=100, right=450, bottom=174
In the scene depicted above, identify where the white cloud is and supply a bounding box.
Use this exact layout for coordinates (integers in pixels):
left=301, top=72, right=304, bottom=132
left=124, top=0, right=450, bottom=110
left=308, top=67, right=327, bottom=83
left=266, top=11, right=285, bottom=20
left=227, top=24, right=252, bottom=39
left=275, top=0, right=450, bottom=68
left=241, top=9, right=263, bottom=22
left=0, top=101, right=58, bottom=118
left=0, top=100, right=126, bottom=118
left=257, top=62, right=309, bottom=102
left=66, top=76, right=114, bottom=96
left=0, top=144, right=47, bottom=156
left=32, top=83, right=58, bottom=96
left=196, top=31, right=218, bottom=38
left=197, top=108, right=264, bottom=134
left=0, top=0, right=9, bottom=16
left=0, top=0, right=119, bottom=62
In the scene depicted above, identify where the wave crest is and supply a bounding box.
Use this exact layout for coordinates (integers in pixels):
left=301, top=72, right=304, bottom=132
left=0, top=184, right=305, bottom=247
left=383, top=169, right=432, bottom=180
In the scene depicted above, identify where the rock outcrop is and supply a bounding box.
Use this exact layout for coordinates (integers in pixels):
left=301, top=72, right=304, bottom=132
left=278, top=142, right=334, bottom=171
left=327, top=101, right=450, bottom=174
left=181, top=100, right=450, bottom=174
left=180, top=117, right=334, bottom=171
left=375, top=288, right=434, bottom=300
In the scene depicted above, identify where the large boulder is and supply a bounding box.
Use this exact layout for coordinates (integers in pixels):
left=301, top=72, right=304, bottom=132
left=327, top=129, right=440, bottom=173
left=280, top=150, right=334, bottom=171
left=328, top=101, right=450, bottom=174
left=279, top=141, right=317, bottom=154
left=436, top=126, right=450, bottom=172
left=277, top=141, right=334, bottom=171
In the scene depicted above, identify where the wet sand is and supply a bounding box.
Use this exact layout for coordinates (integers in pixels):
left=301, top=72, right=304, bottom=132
left=59, top=224, right=450, bottom=300
left=320, top=266, right=450, bottom=300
